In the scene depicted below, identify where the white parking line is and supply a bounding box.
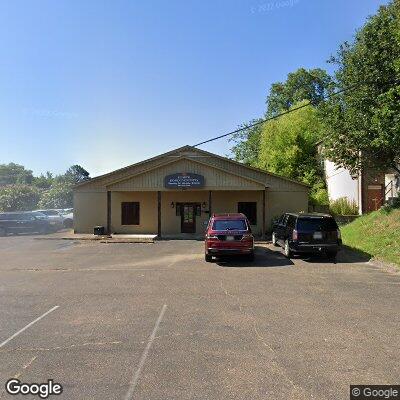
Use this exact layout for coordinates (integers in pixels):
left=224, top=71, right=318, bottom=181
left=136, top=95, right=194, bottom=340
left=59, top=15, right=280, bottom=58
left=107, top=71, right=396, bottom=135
left=0, top=306, right=59, bottom=349
left=124, top=304, right=167, bottom=400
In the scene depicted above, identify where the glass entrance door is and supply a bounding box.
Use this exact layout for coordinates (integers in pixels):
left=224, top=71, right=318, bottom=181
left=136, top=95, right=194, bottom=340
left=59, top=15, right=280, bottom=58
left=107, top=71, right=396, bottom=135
left=181, top=204, right=196, bottom=233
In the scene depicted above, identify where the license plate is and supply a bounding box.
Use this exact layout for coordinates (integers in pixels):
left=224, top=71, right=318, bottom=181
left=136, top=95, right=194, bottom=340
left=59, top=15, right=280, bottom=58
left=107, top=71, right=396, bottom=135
left=226, top=236, right=235, bottom=241
left=50, top=221, right=56, bottom=225
left=313, top=232, right=323, bottom=239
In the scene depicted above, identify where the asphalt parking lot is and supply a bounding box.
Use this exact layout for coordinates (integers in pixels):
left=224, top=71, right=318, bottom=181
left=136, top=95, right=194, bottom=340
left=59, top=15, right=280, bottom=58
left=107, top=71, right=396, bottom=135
left=0, top=236, right=399, bottom=400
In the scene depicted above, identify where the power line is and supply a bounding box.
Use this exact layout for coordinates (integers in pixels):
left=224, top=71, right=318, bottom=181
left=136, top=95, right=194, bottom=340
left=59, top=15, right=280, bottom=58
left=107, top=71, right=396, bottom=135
left=192, top=78, right=400, bottom=147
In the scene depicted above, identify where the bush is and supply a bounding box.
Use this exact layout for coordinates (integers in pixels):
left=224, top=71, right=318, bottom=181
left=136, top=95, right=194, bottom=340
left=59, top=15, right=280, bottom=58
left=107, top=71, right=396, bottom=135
left=329, top=197, right=358, bottom=216
left=38, top=183, right=73, bottom=209
left=0, top=184, right=41, bottom=211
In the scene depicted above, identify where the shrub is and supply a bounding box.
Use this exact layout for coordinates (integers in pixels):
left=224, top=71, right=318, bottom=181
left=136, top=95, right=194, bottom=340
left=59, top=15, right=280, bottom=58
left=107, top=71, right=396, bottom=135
left=329, top=197, right=358, bottom=216
left=0, top=184, right=41, bottom=211
left=38, top=183, right=73, bottom=209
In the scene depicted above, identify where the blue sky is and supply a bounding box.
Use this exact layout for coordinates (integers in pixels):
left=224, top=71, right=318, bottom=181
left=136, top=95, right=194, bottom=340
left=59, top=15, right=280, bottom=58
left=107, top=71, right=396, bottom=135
left=0, top=0, right=388, bottom=177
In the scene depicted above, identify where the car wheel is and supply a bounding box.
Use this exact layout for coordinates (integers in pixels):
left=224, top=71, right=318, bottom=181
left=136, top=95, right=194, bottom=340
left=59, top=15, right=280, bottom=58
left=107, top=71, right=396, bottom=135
left=327, top=251, right=337, bottom=260
left=205, top=254, right=212, bottom=262
left=0, top=227, right=7, bottom=237
left=247, top=252, right=255, bottom=262
left=284, top=240, right=293, bottom=258
left=272, top=232, right=278, bottom=247
left=63, top=219, right=73, bottom=228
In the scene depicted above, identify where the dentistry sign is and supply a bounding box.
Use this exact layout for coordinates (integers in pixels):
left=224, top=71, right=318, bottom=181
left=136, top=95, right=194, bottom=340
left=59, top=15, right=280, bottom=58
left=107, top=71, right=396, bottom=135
left=164, top=173, right=205, bottom=189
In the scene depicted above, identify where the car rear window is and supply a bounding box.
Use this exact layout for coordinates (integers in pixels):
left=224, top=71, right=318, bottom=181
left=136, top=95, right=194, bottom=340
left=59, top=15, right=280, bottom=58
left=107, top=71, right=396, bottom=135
left=212, top=219, right=247, bottom=231
left=296, top=217, right=338, bottom=231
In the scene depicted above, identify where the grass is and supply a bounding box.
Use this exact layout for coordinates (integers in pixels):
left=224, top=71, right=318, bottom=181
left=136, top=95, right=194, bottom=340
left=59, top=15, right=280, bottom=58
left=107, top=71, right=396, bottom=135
left=341, top=208, right=400, bottom=268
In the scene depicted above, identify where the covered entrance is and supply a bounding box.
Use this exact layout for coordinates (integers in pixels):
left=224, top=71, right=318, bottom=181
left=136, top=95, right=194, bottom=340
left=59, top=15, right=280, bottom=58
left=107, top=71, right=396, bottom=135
left=179, top=203, right=199, bottom=233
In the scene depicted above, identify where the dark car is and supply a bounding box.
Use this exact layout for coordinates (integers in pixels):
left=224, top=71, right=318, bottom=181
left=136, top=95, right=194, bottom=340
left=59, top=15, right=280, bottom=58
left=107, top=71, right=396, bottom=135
left=0, top=211, right=53, bottom=236
left=204, top=213, right=255, bottom=262
left=272, top=213, right=342, bottom=258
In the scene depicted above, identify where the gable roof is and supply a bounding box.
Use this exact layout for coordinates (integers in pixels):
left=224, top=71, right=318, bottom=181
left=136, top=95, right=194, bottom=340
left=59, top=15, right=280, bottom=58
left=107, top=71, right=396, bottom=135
left=75, top=145, right=309, bottom=189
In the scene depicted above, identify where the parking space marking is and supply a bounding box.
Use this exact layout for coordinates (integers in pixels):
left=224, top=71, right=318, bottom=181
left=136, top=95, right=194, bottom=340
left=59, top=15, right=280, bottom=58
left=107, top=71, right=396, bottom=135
left=124, top=304, right=167, bottom=400
left=0, top=306, right=59, bottom=349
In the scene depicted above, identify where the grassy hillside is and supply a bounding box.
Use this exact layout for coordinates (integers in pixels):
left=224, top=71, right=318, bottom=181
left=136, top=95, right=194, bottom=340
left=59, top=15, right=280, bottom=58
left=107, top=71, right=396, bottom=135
left=341, top=208, right=400, bottom=267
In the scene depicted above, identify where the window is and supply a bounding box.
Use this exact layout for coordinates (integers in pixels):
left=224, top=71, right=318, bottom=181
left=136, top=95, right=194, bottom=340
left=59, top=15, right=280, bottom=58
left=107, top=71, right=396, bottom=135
left=121, top=202, right=140, bottom=225
left=296, top=217, right=338, bottom=231
left=238, top=202, right=257, bottom=225
left=287, top=215, right=296, bottom=228
left=212, top=219, right=247, bottom=231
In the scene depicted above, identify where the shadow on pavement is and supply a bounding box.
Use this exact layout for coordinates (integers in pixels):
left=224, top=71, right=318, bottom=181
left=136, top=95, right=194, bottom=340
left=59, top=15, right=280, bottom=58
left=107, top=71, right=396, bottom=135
left=214, top=246, right=294, bottom=268
left=297, top=245, right=372, bottom=264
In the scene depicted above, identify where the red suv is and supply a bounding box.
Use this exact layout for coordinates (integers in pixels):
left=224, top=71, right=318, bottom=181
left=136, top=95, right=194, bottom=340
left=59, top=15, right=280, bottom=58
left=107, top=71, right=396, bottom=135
left=204, top=213, right=255, bottom=262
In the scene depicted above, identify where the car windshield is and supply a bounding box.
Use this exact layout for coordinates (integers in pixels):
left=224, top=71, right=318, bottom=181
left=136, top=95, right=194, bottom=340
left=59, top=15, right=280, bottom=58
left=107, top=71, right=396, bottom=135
left=212, top=219, right=247, bottom=231
left=297, top=217, right=338, bottom=231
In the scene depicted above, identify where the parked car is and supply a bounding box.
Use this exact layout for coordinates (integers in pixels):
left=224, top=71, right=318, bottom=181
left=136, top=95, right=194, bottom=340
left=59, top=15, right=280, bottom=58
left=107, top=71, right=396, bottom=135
left=0, top=211, right=53, bottom=236
left=204, top=213, right=255, bottom=262
left=35, top=209, right=64, bottom=230
left=272, top=213, right=342, bottom=258
left=61, top=210, right=73, bottom=228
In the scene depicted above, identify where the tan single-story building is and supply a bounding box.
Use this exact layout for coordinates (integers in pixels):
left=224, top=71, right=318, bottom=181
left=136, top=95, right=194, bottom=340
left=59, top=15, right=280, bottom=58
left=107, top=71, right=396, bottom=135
left=73, top=145, right=309, bottom=238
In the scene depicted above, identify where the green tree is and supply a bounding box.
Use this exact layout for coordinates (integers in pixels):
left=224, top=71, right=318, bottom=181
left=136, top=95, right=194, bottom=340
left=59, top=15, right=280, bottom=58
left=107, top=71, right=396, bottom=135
left=266, top=68, right=334, bottom=116
left=0, top=184, right=40, bottom=211
left=319, top=0, right=400, bottom=175
left=230, top=68, right=333, bottom=164
left=38, top=183, right=73, bottom=209
left=57, top=165, right=90, bottom=184
left=33, top=172, right=54, bottom=189
left=0, top=163, right=34, bottom=186
left=229, top=119, right=263, bottom=165
left=257, top=101, right=328, bottom=204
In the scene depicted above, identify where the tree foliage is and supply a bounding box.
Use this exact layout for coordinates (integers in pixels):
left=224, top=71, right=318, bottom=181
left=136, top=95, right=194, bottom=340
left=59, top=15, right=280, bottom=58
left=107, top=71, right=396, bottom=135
left=0, top=164, right=90, bottom=211
left=38, top=183, right=74, bottom=209
left=0, top=185, right=41, bottom=211
left=230, top=68, right=333, bottom=166
left=266, top=68, right=333, bottom=116
left=257, top=101, right=327, bottom=204
left=0, top=163, right=34, bottom=186
left=319, top=0, right=400, bottom=175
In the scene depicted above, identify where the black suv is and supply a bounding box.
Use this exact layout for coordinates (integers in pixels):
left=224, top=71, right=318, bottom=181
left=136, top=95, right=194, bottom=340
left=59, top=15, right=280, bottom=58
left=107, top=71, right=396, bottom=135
left=272, top=213, right=342, bottom=258
left=0, top=212, right=53, bottom=236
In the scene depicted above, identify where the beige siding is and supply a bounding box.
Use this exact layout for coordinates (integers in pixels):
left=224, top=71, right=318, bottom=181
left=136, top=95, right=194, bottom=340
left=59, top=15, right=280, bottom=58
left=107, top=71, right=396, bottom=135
left=161, top=191, right=209, bottom=236
left=212, top=191, right=264, bottom=235
left=266, top=190, right=309, bottom=230
left=108, top=158, right=264, bottom=191
left=111, top=192, right=158, bottom=234
left=73, top=191, right=107, bottom=233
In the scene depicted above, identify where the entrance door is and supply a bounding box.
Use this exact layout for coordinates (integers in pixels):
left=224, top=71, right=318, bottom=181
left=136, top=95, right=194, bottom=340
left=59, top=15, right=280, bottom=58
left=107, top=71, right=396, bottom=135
left=367, top=185, right=384, bottom=212
left=181, top=204, right=196, bottom=233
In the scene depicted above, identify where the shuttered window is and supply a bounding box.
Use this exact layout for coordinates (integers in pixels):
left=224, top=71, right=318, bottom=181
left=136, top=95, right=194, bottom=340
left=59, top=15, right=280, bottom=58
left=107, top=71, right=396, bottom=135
left=238, top=202, right=257, bottom=225
left=121, top=202, right=140, bottom=225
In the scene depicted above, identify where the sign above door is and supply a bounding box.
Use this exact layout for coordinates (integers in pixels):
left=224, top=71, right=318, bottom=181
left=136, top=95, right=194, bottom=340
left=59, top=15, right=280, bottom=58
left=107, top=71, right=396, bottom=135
left=164, top=173, right=205, bottom=189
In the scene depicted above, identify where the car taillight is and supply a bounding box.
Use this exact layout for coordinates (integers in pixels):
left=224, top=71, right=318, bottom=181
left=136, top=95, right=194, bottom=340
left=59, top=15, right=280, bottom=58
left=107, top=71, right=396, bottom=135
left=337, top=229, right=341, bottom=239
left=292, top=229, right=298, bottom=241
left=206, top=234, right=218, bottom=239
left=242, top=233, right=253, bottom=240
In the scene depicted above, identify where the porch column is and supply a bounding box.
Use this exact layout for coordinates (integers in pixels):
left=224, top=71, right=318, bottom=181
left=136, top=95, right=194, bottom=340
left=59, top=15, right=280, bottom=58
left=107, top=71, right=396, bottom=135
left=208, top=190, right=212, bottom=216
left=157, top=191, right=162, bottom=238
left=262, top=189, right=266, bottom=239
left=107, top=190, right=111, bottom=235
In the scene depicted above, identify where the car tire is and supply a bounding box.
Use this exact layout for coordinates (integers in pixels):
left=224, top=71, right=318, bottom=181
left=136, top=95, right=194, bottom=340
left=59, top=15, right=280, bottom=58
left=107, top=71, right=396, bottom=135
left=205, top=254, right=212, bottom=262
left=247, top=252, right=255, bottom=262
left=327, top=251, right=337, bottom=260
left=272, top=232, right=278, bottom=247
left=284, top=240, right=293, bottom=258
left=0, top=227, right=7, bottom=237
left=63, top=219, right=73, bottom=228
